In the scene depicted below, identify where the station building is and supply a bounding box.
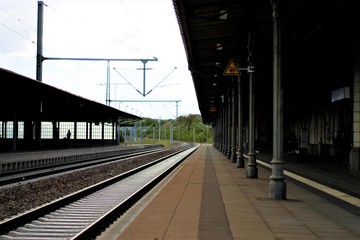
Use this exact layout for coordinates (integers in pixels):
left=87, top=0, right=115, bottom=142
left=0, top=68, right=140, bottom=152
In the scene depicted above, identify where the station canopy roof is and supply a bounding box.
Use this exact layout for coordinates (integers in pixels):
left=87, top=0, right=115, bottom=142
left=172, top=0, right=358, bottom=124
left=0, top=68, right=140, bottom=125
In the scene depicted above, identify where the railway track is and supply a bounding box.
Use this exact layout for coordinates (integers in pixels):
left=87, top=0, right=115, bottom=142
left=0, top=144, right=199, bottom=239
left=0, top=145, right=164, bottom=185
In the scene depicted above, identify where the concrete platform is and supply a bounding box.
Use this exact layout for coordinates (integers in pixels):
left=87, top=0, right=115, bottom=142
left=98, top=144, right=360, bottom=240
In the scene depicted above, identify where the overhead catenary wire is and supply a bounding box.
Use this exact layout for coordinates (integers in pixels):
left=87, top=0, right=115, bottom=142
left=0, top=7, right=36, bottom=44
left=112, top=65, right=176, bottom=97
left=0, top=7, right=37, bottom=31
left=0, top=4, right=57, bottom=63
left=113, top=67, right=143, bottom=96
left=146, top=67, right=177, bottom=95
left=0, top=23, right=35, bottom=44
left=162, top=104, right=176, bottom=119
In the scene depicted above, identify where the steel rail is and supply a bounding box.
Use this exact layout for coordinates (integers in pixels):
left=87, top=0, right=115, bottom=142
left=0, top=144, right=199, bottom=239
left=0, top=146, right=164, bottom=185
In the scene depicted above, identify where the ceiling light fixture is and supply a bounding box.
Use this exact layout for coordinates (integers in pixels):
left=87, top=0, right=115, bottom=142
left=219, top=10, right=228, bottom=20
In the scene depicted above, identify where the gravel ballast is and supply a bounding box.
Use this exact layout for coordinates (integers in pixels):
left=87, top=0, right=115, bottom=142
left=0, top=146, right=187, bottom=221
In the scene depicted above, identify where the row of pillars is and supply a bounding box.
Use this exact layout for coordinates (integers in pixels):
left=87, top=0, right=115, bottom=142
left=3, top=120, right=118, bottom=151
left=213, top=0, right=286, bottom=200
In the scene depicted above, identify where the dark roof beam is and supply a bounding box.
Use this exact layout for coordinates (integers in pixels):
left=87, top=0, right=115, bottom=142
left=301, top=1, right=347, bottom=44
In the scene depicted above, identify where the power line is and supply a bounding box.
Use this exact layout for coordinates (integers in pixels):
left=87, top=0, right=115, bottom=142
left=145, top=67, right=177, bottom=96
left=0, top=23, right=35, bottom=44
left=113, top=67, right=143, bottom=96
left=0, top=7, right=36, bottom=43
left=0, top=7, right=37, bottom=31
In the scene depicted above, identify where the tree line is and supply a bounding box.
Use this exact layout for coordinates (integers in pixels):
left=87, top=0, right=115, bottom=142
left=120, top=114, right=213, bottom=144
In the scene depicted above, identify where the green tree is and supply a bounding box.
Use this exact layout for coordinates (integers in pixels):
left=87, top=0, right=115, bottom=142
left=137, top=114, right=212, bottom=144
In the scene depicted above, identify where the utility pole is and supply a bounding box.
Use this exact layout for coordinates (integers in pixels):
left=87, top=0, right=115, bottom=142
left=35, top=1, right=158, bottom=101
left=36, top=1, right=44, bottom=82
left=106, top=61, right=110, bottom=105
left=141, top=59, right=148, bottom=97
left=158, top=118, right=161, bottom=142
left=35, top=1, right=45, bottom=149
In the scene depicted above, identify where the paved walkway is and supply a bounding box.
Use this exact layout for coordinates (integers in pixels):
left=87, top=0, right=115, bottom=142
left=99, top=144, right=360, bottom=240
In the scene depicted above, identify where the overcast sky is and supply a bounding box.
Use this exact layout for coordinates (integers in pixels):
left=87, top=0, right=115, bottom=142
left=0, top=0, right=200, bottom=119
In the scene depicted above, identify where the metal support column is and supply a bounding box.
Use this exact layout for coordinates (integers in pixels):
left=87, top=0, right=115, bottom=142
left=231, top=78, right=237, bottom=162
left=222, top=103, right=227, bottom=155
left=35, top=1, right=45, bottom=149
left=12, top=116, right=18, bottom=152
left=36, top=1, right=44, bottom=82
left=158, top=118, right=161, bottom=142
left=74, top=122, right=77, bottom=147
left=170, top=121, right=173, bottom=144
left=246, top=30, right=258, bottom=178
left=89, top=122, right=93, bottom=147
left=227, top=85, right=232, bottom=159
left=141, top=60, right=148, bottom=96
left=350, top=37, right=360, bottom=171
left=269, top=0, right=286, bottom=199
left=222, top=105, right=225, bottom=153
left=112, top=121, right=116, bottom=145
left=106, top=61, right=110, bottom=105
left=86, top=122, right=89, bottom=141
left=237, top=68, right=245, bottom=168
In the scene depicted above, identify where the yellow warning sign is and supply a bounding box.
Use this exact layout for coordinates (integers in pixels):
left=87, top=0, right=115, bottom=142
left=223, top=59, right=240, bottom=76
